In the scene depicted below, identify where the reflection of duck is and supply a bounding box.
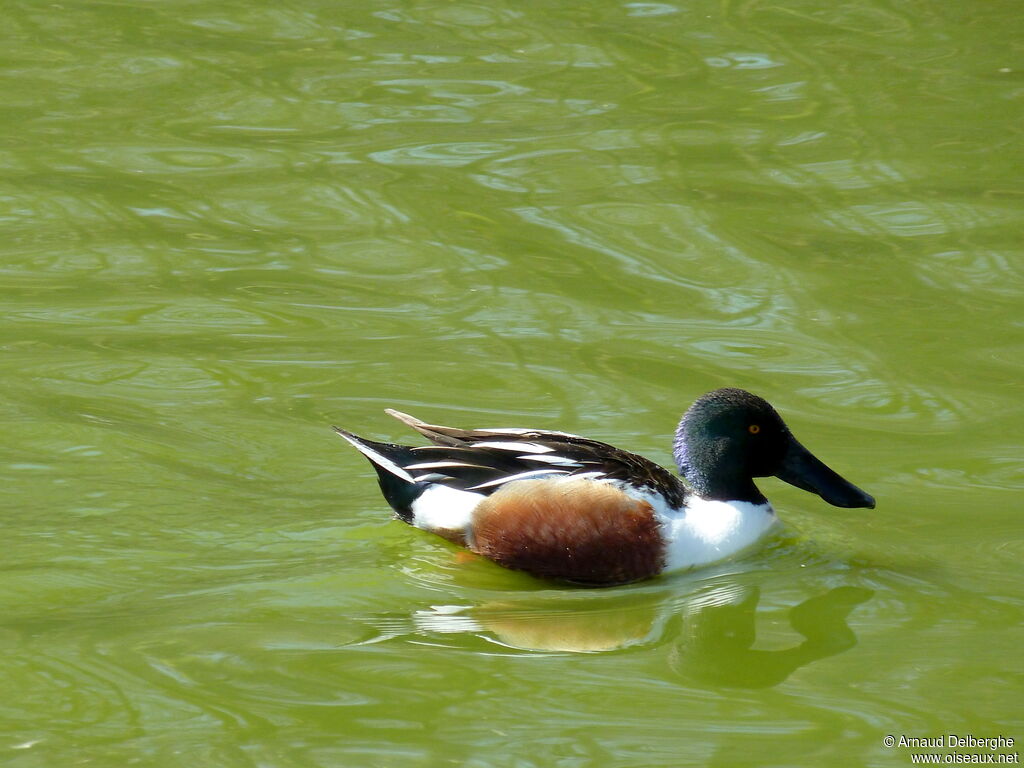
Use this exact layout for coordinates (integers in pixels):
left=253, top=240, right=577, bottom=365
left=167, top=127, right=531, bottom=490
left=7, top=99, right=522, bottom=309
left=413, top=591, right=667, bottom=652
left=412, top=582, right=873, bottom=686
left=335, top=389, right=874, bottom=586
left=669, top=586, right=873, bottom=688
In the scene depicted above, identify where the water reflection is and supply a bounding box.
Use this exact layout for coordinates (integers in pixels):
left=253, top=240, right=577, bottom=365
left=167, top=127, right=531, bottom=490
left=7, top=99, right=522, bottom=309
left=409, top=581, right=872, bottom=688
left=413, top=591, right=665, bottom=653
left=669, top=585, right=872, bottom=689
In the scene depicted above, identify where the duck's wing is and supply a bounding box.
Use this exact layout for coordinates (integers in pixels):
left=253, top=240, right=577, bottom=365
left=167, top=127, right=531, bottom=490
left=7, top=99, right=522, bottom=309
left=379, top=411, right=687, bottom=506
left=385, top=408, right=585, bottom=447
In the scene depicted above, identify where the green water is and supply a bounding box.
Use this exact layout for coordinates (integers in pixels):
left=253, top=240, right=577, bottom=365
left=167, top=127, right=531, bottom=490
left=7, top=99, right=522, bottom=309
left=3, top=1, right=1022, bottom=766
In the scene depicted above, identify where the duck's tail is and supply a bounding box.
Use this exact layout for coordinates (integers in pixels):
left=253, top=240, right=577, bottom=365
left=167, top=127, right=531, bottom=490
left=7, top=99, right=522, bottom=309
left=332, top=427, right=424, bottom=522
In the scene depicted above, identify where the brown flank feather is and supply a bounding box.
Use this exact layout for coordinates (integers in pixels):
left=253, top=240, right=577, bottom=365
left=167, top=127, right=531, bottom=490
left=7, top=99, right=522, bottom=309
left=470, top=479, right=664, bottom=586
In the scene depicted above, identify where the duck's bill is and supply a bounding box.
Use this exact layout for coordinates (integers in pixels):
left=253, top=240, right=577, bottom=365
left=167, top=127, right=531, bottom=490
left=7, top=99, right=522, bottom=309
left=775, top=437, right=875, bottom=509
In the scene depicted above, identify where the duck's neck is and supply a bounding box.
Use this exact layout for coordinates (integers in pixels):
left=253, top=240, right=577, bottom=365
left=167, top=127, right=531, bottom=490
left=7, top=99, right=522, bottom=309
left=673, top=431, right=767, bottom=505
left=687, top=471, right=767, bottom=506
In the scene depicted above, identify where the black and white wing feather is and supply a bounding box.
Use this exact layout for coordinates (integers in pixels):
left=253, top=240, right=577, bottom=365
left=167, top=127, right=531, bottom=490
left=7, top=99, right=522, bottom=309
left=357, top=410, right=688, bottom=506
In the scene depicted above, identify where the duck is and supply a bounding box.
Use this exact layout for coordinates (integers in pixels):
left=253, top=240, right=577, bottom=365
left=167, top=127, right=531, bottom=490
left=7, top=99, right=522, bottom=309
left=334, top=388, right=874, bottom=586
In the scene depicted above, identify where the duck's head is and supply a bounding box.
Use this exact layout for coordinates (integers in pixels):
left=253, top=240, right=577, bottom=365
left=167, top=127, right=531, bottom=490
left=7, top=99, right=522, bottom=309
left=673, top=388, right=875, bottom=509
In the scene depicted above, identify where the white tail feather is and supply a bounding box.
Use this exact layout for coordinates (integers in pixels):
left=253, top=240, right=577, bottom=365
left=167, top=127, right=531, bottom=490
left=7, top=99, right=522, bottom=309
left=334, top=429, right=415, bottom=483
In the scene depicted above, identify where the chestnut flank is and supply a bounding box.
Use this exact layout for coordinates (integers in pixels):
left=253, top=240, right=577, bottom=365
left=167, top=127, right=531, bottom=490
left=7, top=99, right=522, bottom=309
left=471, top=479, right=664, bottom=586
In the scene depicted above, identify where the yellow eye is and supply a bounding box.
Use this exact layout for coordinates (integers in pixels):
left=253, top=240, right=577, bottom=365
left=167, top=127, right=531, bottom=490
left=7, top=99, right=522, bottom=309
left=748, top=424, right=760, bottom=434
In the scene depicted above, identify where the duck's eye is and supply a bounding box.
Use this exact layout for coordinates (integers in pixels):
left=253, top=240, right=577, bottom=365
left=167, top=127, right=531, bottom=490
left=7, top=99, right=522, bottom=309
left=748, top=424, right=760, bottom=434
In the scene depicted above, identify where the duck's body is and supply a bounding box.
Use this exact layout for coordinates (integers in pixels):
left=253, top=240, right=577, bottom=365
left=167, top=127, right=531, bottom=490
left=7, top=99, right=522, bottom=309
left=335, top=388, right=874, bottom=586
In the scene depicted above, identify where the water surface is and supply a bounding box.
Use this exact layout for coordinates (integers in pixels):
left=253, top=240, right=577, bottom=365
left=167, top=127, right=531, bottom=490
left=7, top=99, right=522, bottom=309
left=3, top=1, right=1023, bottom=766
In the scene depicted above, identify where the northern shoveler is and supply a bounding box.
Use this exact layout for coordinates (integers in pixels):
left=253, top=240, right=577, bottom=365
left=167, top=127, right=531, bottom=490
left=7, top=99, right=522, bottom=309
left=334, top=388, right=875, bottom=586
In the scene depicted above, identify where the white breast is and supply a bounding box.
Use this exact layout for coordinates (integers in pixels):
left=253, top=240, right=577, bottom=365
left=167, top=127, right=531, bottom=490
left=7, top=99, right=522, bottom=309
left=654, top=496, right=778, bottom=573
left=410, top=484, right=484, bottom=534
